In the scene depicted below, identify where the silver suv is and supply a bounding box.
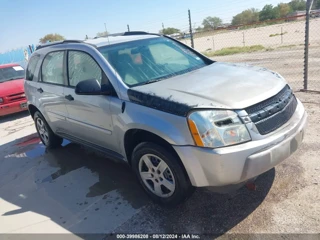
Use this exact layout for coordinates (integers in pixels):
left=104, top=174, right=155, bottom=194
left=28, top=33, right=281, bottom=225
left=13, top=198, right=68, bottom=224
left=25, top=32, right=307, bottom=205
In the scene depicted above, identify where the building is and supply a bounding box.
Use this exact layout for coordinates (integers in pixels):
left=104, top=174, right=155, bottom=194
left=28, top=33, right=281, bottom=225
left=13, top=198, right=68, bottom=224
left=287, top=11, right=306, bottom=21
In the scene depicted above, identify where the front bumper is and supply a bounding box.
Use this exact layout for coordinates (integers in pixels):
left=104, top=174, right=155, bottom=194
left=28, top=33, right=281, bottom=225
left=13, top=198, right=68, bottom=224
left=173, top=99, right=307, bottom=187
left=0, top=100, right=28, bottom=116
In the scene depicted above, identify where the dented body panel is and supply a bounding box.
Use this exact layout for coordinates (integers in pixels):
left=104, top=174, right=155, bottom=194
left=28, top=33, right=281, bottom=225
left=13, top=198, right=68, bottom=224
left=128, top=62, right=287, bottom=111
left=174, top=100, right=307, bottom=187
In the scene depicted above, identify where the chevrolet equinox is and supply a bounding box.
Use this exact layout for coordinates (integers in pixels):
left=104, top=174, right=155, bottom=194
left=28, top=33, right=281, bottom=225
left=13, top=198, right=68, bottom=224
left=24, top=32, right=307, bottom=205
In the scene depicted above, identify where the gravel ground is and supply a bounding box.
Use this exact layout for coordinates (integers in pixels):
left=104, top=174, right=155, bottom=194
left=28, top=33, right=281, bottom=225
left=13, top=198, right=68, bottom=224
left=212, top=45, right=320, bottom=92
left=0, top=92, right=319, bottom=239
left=179, top=18, right=320, bottom=92
left=182, top=19, right=320, bottom=53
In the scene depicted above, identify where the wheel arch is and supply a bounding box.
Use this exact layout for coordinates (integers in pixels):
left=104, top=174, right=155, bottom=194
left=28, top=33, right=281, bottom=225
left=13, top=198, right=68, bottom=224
left=28, top=104, right=40, bottom=119
left=123, top=129, right=188, bottom=176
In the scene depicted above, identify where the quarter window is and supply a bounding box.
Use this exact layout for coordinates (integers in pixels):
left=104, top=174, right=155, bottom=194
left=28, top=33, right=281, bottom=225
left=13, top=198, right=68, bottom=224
left=26, top=55, right=40, bottom=81
left=41, top=51, right=65, bottom=85
left=68, top=51, right=102, bottom=87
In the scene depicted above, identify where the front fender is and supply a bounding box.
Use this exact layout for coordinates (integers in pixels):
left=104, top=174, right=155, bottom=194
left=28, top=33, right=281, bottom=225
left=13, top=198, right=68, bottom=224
left=114, top=101, right=195, bottom=159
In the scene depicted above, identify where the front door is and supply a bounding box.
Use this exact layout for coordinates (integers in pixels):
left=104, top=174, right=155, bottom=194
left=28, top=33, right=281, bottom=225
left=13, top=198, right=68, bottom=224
left=63, top=50, right=115, bottom=151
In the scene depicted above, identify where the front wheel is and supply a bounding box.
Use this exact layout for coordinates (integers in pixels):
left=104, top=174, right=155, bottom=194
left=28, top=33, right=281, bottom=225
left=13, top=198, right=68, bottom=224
left=34, top=111, right=63, bottom=148
left=132, top=142, right=194, bottom=206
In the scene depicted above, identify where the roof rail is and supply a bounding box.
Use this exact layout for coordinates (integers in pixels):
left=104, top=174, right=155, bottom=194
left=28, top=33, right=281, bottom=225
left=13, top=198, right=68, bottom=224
left=123, top=31, right=150, bottom=36
left=93, top=31, right=159, bottom=39
left=36, top=40, right=85, bottom=50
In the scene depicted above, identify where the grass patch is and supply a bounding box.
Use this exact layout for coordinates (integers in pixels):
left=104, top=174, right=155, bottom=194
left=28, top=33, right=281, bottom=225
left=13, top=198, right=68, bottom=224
left=278, top=44, right=296, bottom=48
left=265, top=47, right=274, bottom=51
left=203, top=45, right=265, bottom=57
left=269, top=31, right=288, bottom=37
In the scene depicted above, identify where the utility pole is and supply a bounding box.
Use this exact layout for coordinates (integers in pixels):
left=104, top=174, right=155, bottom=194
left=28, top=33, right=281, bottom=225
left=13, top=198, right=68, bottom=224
left=127, top=24, right=130, bottom=32
left=188, top=9, right=194, bottom=48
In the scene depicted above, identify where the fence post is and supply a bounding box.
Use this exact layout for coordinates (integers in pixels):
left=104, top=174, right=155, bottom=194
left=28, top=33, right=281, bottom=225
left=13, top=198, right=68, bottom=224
left=212, top=36, right=215, bottom=51
left=304, top=0, right=314, bottom=90
left=188, top=9, right=194, bottom=48
left=242, top=32, right=245, bottom=47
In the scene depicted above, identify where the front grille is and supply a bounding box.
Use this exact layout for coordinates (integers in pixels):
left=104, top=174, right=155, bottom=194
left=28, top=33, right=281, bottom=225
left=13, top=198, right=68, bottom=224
left=6, top=92, right=26, bottom=103
left=245, top=85, right=297, bottom=135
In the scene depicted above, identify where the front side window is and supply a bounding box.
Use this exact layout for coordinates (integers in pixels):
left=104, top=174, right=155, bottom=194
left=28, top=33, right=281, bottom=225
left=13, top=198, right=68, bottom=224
left=68, top=51, right=102, bottom=87
left=26, top=55, right=40, bottom=81
left=0, top=65, right=25, bottom=83
left=98, top=37, right=208, bottom=87
left=41, top=51, right=64, bottom=85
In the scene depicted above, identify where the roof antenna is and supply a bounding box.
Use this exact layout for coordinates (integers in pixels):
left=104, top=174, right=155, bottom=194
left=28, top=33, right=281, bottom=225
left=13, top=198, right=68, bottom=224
left=104, top=23, right=110, bottom=44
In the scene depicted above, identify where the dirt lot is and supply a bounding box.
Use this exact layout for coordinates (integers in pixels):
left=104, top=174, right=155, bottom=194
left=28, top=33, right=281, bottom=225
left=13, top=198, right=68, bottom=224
left=182, top=19, right=320, bottom=52
left=180, top=18, right=320, bottom=92
left=212, top=45, right=320, bottom=92
left=0, top=91, right=319, bottom=239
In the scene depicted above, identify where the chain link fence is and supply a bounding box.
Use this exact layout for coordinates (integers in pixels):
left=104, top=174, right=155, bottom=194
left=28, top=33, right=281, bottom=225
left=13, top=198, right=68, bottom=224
left=307, top=15, right=320, bottom=91
left=0, top=2, right=319, bottom=92
left=179, top=14, right=319, bottom=92
left=0, top=45, right=35, bottom=68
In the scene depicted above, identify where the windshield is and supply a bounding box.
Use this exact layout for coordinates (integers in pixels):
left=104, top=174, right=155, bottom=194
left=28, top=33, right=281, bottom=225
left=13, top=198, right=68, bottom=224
left=0, top=66, right=25, bottom=83
left=98, top=37, right=209, bottom=87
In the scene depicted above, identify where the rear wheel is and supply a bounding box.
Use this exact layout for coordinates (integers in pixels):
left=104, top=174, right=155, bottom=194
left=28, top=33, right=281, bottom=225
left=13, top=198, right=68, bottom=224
left=132, top=142, right=194, bottom=206
left=34, top=111, right=62, bottom=148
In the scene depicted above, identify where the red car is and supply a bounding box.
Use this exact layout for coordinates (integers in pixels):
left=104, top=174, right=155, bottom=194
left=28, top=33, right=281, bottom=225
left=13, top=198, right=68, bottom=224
left=0, top=63, right=28, bottom=116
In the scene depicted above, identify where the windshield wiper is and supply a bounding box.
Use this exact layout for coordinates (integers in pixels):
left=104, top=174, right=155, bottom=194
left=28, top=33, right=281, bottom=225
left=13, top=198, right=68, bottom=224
left=142, top=74, right=174, bottom=85
left=142, top=79, right=162, bottom=85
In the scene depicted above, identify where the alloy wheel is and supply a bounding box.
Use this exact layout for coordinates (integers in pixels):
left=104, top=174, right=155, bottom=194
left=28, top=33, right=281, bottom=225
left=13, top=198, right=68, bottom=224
left=139, top=154, right=176, bottom=198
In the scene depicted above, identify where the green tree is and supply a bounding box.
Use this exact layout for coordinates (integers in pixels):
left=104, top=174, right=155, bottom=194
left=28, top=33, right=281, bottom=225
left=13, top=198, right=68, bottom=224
left=289, top=0, right=306, bottom=11
left=195, top=26, right=203, bottom=32
left=39, top=33, right=65, bottom=44
left=276, top=3, right=292, bottom=17
left=96, top=31, right=109, bottom=37
left=259, top=4, right=279, bottom=21
left=312, top=0, right=320, bottom=9
left=202, top=16, right=223, bottom=30
left=232, top=8, right=260, bottom=25
left=159, top=27, right=180, bottom=35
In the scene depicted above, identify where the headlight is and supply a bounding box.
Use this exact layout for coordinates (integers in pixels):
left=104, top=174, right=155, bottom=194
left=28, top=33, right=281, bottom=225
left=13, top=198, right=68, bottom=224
left=187, top=110, right=251, bottom=148
left=0, top=97, right=3, bottom=103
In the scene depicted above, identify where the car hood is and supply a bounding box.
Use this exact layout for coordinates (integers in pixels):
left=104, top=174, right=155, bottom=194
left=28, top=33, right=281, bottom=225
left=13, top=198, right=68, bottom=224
left=0, top=79, right=25, bottom=96
left=130, top=62, right=287, bottom=111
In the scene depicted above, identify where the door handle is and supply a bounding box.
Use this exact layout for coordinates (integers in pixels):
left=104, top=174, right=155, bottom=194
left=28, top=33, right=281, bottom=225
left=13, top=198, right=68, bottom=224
left=37, top=88, right=43, bottom=93
left=65, top=94, right=74, bottom=101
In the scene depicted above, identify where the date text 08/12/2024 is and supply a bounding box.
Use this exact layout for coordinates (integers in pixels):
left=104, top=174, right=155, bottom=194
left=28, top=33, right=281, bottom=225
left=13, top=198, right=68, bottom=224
left=116, top=234, right=201, bottom=239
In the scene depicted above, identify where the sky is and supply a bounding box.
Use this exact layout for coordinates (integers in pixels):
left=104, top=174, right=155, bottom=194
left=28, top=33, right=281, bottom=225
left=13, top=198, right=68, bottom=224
left=0, top=0, right=291, bottom=53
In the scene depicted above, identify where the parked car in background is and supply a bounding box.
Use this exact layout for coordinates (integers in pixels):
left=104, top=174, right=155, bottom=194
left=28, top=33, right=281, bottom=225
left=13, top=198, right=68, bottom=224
left=0, top=63, right=27, bottom=117
left=25, top=32, right=307, bottom=206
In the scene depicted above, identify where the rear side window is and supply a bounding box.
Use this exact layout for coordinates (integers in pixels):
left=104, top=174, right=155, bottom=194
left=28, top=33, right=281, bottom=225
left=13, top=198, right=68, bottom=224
left=41, top=51, right=64, bottom=85
left=26, top=55, right=40, bottom=81
left=68, top=51, right=102, bottom=87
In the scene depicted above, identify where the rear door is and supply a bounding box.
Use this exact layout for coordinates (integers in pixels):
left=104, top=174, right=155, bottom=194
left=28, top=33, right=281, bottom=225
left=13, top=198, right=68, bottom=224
left=37, top=51, right=69, bottom=133
left=63, top=50, right=115, bottom=151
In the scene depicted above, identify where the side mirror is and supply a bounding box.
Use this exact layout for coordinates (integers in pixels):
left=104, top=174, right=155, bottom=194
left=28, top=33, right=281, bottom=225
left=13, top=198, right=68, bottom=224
left=75, top=79, right=101, bottom=95
left=75, top=79, right=115, bottom=96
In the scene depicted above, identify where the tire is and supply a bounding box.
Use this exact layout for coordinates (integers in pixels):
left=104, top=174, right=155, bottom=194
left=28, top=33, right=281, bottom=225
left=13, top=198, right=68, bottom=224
left=132, top=142, right=195, bottom=206
left=34, top=111, right=63, bottom=148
